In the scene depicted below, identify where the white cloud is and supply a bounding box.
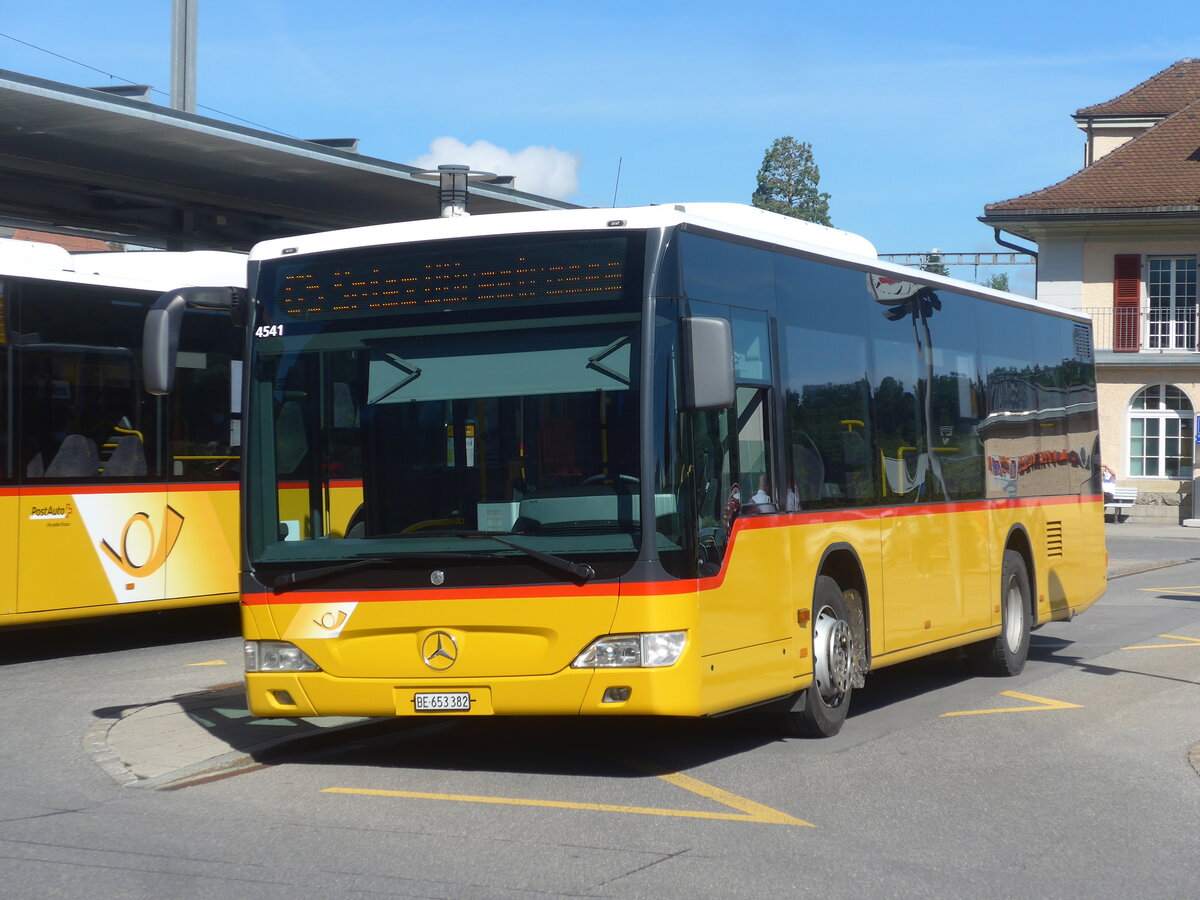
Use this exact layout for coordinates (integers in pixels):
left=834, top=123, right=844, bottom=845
left=410, top=137, right=581, bottom=200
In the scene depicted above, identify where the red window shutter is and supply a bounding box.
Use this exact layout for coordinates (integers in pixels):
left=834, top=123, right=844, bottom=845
left=1113, top=253, right=1141, bottom=352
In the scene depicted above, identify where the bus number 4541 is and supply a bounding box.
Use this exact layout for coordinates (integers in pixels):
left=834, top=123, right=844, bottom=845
left=255, top=324, right=285, bottom=338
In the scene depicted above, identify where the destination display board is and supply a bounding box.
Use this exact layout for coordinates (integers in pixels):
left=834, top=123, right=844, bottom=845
left=265, top=232, right=640, bottom=321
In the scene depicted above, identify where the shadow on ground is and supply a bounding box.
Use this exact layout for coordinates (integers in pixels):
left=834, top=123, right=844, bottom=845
left=125, top=650, right=1014, bottom=785
left=0, top=604, right=240, bottom=664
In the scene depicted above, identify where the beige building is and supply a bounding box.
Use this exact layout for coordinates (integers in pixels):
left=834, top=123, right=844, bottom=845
left=981, top=59, right=1200, bottom=523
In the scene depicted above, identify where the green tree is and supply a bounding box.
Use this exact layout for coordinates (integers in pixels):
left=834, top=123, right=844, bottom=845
left=921, top=251, right=949, bottom=277
left=980, top=272, right=1010, bottom=292
left=752, top=136, right=832, bottom=226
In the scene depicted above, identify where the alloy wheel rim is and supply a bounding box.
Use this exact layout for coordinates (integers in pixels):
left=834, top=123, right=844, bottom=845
left=813, top=605, right=853, bottom=704
left=1004, top=575, right=1023, bottom=653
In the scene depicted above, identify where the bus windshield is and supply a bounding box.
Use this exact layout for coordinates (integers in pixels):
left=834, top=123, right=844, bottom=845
left=246, top=233, right=647, bottom=577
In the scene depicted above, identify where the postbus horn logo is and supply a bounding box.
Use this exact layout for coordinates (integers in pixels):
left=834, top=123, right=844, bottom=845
left=99, top=505, right=185, bottom=577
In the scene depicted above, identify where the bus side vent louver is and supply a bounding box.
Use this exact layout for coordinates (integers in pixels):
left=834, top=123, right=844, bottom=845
left=1046, top=521, right=1064, bottom=558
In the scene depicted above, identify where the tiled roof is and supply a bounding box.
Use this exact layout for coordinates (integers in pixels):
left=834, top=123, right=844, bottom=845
left=985, top=95, right=1200, bottom=214
left=1076, top=58, right=1200, bottom=117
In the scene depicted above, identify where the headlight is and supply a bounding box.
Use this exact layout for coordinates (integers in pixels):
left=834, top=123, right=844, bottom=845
left=244, top=640, right=321, bottom=672
left=572, top=631, right=686, bottom=668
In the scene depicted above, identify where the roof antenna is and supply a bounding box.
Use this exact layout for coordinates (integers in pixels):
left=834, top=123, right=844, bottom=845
left=612, top=157, right=623, bottom=207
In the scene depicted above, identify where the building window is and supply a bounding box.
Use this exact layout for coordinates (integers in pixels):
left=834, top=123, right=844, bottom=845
left=1128, top=384, right=1194, bottom=478
left=1146, top=257, right=1197, bottom=350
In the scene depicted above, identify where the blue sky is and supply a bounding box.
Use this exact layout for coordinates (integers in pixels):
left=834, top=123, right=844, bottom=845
left=2, top=1, right=1197, bottom=294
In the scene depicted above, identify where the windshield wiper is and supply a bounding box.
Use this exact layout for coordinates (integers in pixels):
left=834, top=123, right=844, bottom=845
left=272, top=556, right=392, bottom=592
left=271, top=550, right=514, bottom=593
left=458, top=532, right=596, bottom=582
left=367, top=530, right=595, bottom=583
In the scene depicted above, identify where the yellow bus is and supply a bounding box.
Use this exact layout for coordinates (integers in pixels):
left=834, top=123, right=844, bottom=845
left=0, top=237, right=245, bottom=627
left=163, top=204, right=1105, bottom=736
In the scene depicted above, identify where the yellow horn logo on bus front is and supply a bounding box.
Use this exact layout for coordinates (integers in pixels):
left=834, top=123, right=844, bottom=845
left=99, top=505, right=185, bottom=577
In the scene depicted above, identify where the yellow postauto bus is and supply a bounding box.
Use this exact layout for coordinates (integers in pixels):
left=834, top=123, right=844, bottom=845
left=0, top=237, right=244, bottom=627
left=153, top=204, right=1106, bottom=736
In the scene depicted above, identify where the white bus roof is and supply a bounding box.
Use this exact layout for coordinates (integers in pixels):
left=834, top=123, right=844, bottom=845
left=249, top=202, right=877, bottom=262
left=247, top=203, right=1087, bottom=324
left=0, top=238, right=246, bottom=291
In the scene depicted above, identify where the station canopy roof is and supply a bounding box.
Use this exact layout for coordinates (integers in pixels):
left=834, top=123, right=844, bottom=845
left=0, top=69, right=576, bottom=251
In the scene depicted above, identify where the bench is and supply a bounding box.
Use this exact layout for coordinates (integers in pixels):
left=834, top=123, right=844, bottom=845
left=1104, top=486, right=1138, bottom=522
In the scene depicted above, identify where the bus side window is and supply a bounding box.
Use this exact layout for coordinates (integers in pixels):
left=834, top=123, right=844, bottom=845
left=170, top=310, right=241, bottom=481
left=689, top=386, right=776, bottom=574
left=736, top=386, right=774, bottom=511
left=0, top=321, right=7, bottom=482
left=19, top=348, right=138, bottom=481
left=691, top=408, right=735, bottom=572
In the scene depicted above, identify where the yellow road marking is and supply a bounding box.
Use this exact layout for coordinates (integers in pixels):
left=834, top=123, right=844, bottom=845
left=1138, top=587, right=1200, bottom=597
left=1122, top=634, right=1200, bottom=650
left=186, top=660, right=228, bottom=667
left=940, top=690, right=1082, bottom=718
left=323, top=758, right=812, bottom=827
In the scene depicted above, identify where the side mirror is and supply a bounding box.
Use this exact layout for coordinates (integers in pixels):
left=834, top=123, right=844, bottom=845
left=143, top=286, right=243, bottom=395
left=681, top=316, right=735, bottom=411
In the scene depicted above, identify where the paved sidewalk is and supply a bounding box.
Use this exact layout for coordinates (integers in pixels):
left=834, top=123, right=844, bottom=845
left=86, top=683, right=372, bottom=788
left=1105, top=520, right=1200, bottom=578
left=88, top=522, right=1200, bottom=788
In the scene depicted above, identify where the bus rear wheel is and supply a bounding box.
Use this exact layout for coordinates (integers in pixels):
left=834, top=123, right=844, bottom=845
left=782, top=575, right=854, bottom=737
left=970, top=549, right=1031, bottom=676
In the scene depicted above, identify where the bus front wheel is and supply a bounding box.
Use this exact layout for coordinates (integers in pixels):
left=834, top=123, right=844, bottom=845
left=782, top=575, right=854, bottom=737
left=970, top=549, right=1031, bottom=676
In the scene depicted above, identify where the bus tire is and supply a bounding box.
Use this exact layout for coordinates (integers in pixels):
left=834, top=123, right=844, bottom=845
left=782, top=575, right=854, bottom=737
left=970, top=549, right=1031, bottom=676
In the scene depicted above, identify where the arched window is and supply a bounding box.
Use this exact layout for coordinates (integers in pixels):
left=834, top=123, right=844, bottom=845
left=1128, top=384, right=1194, bottom=478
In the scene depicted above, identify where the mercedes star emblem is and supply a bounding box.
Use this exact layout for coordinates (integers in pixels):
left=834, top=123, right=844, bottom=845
left=421, top=630, right=458, bottom=670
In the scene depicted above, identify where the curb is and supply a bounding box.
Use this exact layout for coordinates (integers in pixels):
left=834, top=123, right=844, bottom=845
left=85, top=691, right=379, bottom=790
left=148, top=718, right=410, bottom=790
left=83, top=714, right=141, bottom=788
left=1106, top=559, right=1194, bottom=579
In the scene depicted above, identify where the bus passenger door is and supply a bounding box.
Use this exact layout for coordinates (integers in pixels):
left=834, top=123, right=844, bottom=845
left=877, top=341, right=988, bottom=650
left=163, top=327, right=241, bottom=605
left=696, top=386, right=788, bottom=658
left=0, top=332, right=15, bottom=617
left=879, top=495, right=961, bottom=649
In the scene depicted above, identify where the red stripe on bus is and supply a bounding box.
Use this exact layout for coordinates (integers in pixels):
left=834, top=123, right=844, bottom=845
left=243, top=582, right=625, bottom=606
left=8, top=481, right=240, bottom=497
left=243, top=494, right=1105, bottom=606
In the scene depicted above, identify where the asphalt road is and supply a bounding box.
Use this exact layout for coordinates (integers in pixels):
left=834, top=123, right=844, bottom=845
left=0, top=529, right=1197, bottom=899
